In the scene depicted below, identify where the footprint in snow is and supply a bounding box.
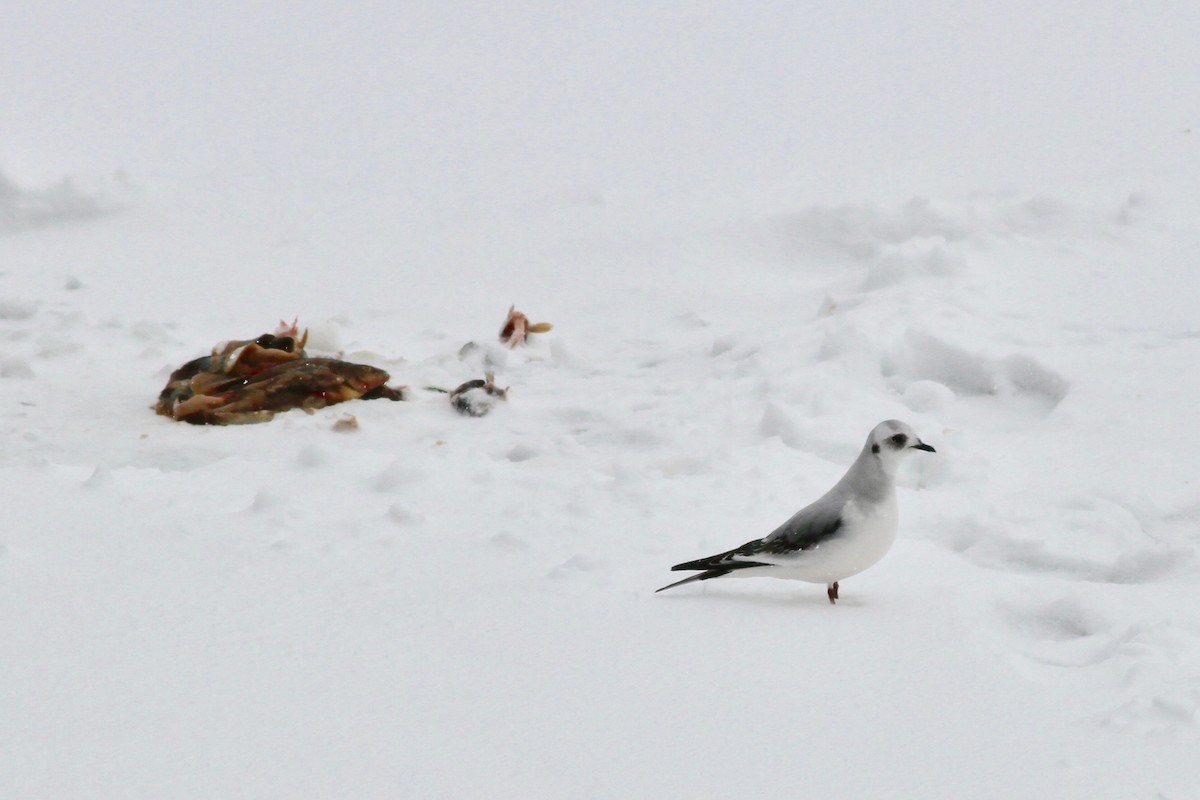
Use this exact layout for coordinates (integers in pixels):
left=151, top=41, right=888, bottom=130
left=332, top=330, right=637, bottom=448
left=997, top=590, right=1200, bottom=736
left=387, top=503, right=425, bottom=525
left=927, top=497, right=1183, bottom=584
left=0, top=298, right=40, bottom=320
left=373, top=459, right=425, bottom=492
left=488, top=531, right=529, bottom=552
left=999, top=593, right=1137, bottom=669
left=296, top=444, right=329, bottom=468
left=548, top=554, right=608, bottom=579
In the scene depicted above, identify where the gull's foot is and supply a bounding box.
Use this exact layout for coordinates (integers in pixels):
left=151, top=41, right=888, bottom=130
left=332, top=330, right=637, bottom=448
left=826, top=582, right=839, bottom=604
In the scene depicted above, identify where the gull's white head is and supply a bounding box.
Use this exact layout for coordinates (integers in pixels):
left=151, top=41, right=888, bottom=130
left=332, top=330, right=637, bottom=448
left=864, top=419, right=936, bottom=472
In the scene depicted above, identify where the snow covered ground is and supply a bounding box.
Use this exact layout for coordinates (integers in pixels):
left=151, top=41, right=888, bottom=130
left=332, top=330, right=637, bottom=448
left=3, top=3, right=1199, bottom=797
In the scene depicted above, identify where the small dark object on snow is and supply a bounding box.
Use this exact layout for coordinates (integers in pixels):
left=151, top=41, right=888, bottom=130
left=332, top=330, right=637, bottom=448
left=156, top=323, right=405, bottom=425
left=448, top=371, right=508, bottom=417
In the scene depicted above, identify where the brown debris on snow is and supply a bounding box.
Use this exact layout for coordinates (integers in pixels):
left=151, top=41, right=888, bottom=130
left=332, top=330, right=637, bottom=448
left=499, top=305, right=553, bottom=347
left=155, top=325, right=405, bottom=425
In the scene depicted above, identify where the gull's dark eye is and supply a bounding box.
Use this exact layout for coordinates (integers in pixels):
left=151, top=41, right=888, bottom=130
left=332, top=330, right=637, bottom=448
left=889, top=433, right=908, bottom=447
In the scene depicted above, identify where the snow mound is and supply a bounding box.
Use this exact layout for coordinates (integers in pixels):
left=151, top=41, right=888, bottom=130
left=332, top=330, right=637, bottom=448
left=0, top=354, right=35, bottom=379
left=787, top=198, right=972, bottom=261
left=930, top=494, right=1184, bottom=584
left=0, top=171, right=113, bottom=234
left=889, top=329, right=1070, bottom=413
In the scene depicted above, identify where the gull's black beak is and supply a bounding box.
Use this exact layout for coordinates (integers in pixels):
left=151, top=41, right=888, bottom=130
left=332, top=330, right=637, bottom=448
left=912, top=441, right=936, bottom=453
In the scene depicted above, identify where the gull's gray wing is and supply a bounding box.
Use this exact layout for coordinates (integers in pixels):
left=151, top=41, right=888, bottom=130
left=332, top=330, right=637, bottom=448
left=669, top=497, right=846, bottom=573
left=759, top=495, right=847, bottom=553
left=654, top=499, right=846, bottom=593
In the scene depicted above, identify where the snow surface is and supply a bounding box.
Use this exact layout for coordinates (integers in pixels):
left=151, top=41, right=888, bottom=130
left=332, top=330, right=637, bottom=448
left=3, top=3, right=1200, bottom=798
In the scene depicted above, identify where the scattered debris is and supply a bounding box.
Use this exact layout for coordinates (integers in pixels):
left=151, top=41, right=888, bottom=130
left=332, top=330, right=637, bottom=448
left=450, top=372, right=508, bottom=416
left=448, top=371, right=508, bottom=417
left=333, top=413, right=359, bottom=431
left=499, top=305, right=552, bottom=347
left=427, top=371, right=509, bottom=417
left=275, top=316, right=304, bottom=342
left=457, top=340, right=506, bottom=371
left=156, top=325, right=405, bottom=425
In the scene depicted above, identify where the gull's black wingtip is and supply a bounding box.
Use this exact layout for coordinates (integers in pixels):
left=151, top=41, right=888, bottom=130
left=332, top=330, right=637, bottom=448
left=655, top=573, right=700, bottom=593
left=656, top=565, right=745, bottom=593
